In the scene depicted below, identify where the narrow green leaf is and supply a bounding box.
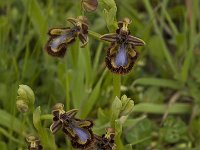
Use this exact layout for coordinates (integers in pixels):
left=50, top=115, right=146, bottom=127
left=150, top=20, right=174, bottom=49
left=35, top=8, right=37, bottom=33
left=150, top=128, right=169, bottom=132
left=33, top=107, right=57, bottom=150
left=115, top=120, right=124, bottom=150
left=33, top=106, right=42, bottom=131
left=133, top=103, right=192, bottom=114
left=21, top=0, right=47, bottom=44
left=124, top=115, right=147, bottom=127
left=132, top=78, right=183, bottom=89
left=111, top=96, right=122, bottom=127
left=143, top=0, right=177, bottom=76
left=93, top=43, right=103, bottom=73
left=80, top=69, right=107, bottom=118
left=0, top=127, right=24, bottom=145
left=0, top=109, right=26, bottom=135
left=0, top=141, right=7, bottom=150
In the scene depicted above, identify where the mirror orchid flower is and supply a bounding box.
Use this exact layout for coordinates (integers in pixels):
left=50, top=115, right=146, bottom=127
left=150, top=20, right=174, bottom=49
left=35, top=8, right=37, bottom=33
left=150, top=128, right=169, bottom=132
left=100, top=18, right=145, bottom=74
left=45, top=16, right=88, bottom=57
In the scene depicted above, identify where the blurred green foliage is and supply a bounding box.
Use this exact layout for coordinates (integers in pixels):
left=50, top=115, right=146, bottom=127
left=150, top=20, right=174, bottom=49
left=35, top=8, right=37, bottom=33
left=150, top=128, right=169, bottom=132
left=0, top=0, right=200, bottom=149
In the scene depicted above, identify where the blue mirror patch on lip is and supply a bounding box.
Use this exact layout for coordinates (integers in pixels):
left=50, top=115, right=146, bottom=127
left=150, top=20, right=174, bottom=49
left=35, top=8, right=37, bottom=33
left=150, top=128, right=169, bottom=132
left=115, top=44, right=128, bottom=67
left=50, top=35, right=66, bottom=50
left=73, top=127, right=90, bottom=143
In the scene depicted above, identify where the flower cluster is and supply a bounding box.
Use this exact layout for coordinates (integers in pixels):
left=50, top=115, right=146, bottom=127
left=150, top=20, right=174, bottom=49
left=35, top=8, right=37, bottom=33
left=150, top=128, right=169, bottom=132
left=50, top=103, right=116, bottom=150
left=50, top=103, right=93, bottom=148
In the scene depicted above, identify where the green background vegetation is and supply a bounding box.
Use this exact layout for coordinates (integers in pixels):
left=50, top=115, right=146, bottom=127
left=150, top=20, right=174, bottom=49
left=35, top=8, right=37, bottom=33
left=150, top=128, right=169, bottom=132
left=0, top=0, right=200, bottom=149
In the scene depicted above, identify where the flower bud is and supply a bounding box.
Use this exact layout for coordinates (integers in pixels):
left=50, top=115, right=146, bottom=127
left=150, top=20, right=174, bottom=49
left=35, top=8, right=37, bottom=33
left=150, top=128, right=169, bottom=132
left=81, top=0, right=98, bottom=12
left=120, top=95, right=134, bottom=116
left=18, top=85, right=35, bottom=105
left=16, top=100, right=29, bottom=113
left=16, top=85, right=35, bottom=113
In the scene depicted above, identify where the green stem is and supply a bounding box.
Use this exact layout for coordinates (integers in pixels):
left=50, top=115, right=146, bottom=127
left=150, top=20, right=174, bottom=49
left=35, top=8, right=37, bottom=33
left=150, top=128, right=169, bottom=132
left=115, top=133, right=124, bottom=149
left=112, top=74, right=121, bottom=100
left=40, top=114, right=53, bottom=120
left=88, top=30, right=109, bottom=45
left=65, top=73, right=70, bottom=111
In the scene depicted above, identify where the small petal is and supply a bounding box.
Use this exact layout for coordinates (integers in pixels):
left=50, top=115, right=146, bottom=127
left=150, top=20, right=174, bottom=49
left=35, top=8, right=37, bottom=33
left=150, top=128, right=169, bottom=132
left=50, top=120, right=62, bottom=134
left=76, top=120, right=93, bottom=128
left=100, top=33, right=117, bottom=42
left=65, top=109, right=78, bottom=119
left=127, top=35, right=145, bottom=46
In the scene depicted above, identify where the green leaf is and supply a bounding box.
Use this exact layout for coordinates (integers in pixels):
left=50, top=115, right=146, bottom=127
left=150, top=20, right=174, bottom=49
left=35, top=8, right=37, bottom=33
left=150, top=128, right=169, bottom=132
left=103, top=7, right=118, bottom=32
left=160, top=116, right=188, bottom=144
left=124, top=144, right=132, bottom=150
left=143, top=0, right=178, bottom=76
left=132, top=103, right=192, bottom=114
left=0, top=141, right=7, bottom=150
left=0, top=109, right=26, bottom=135
left=148, top=36, right=165, bottom=64
left=33, top=107, right=57, bottom=150
left=33, top=106, right=42, bottom=131
left=99, top=0, right=118, bottom=32
left=21, top=0, right=47, bottom=44
left=99, top=0, right=117, bottom=10
left=115, top=119, right=124, bottom=150
left=80, top=69, right=107, bottom=118
left=124, top=115, right=147, bottom=127
left=111, top=96, right=122, bottom=127
left=125, top=118, right=152, bottom=147
left=132, top=78, right=183, bottom=89
left=0, top=127, right=24, bottom=145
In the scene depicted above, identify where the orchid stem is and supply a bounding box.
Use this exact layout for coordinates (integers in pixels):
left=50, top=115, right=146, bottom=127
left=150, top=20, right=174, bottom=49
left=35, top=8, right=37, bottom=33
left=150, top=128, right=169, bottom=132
left=112, top=74, right=121, bottom=101
left=88, top=30, right=109, bottom=45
